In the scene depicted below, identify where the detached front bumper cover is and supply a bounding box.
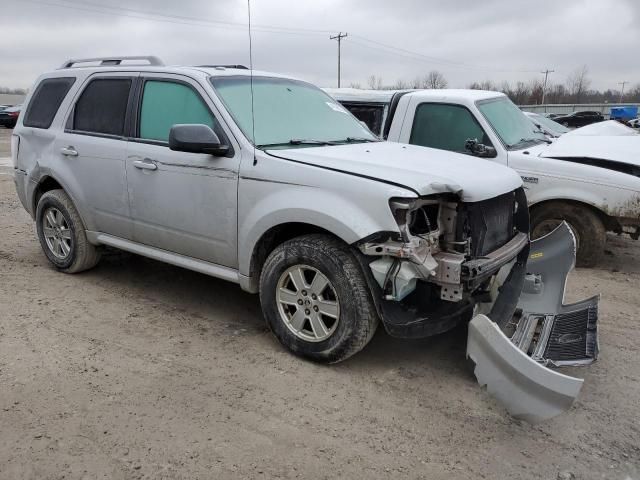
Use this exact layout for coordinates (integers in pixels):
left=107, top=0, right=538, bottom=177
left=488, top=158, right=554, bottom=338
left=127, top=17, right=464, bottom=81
left=467, top=222, right=599, bottom=423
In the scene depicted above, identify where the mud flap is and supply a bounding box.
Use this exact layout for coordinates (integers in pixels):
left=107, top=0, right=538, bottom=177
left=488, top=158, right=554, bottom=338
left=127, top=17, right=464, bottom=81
left=467, top=222, right=599, bottom=422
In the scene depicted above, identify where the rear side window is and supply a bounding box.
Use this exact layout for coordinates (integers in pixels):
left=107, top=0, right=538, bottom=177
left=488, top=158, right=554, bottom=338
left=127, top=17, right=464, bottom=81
left=23, top=77, right=75, bottom=129
left=410, top=103, right=489, bottom=154
left=138, top=80, right=215, bottom=142
left=72, top=78, right=132, bottom=136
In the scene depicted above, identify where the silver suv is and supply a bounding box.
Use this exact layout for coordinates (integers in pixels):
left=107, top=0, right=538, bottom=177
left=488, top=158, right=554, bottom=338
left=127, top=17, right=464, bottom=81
left=12, top=57, right=598, bottom=421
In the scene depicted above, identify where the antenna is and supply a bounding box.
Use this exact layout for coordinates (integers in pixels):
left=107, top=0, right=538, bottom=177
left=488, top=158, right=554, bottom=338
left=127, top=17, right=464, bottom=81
left=247, top=0, right=257, bottom=165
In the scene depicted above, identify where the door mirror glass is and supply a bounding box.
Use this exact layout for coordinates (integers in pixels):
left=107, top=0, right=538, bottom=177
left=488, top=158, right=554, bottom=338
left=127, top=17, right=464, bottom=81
left=465, top=138, right=497, bottom=158
left=169, top=124, right=229, bottom=156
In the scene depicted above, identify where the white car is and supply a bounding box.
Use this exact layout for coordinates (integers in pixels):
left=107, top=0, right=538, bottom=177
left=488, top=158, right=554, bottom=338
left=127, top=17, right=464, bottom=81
left=327, top=88, right=640, bottom=266
left=628, top=118, right=640, bottom=129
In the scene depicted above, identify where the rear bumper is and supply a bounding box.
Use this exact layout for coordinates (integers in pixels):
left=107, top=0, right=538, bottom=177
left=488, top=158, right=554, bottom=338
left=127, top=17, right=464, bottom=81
left=467, top=222, right=599, bottom=423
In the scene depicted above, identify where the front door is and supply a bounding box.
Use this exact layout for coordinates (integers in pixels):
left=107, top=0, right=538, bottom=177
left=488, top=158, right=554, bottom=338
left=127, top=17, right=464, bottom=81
left=400, top=98, right=509, bottom=166
left=125, top=74, right=240, bottom=268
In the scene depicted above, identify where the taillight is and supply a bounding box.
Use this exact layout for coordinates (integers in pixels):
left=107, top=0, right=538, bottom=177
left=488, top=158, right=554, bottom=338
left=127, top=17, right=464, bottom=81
left=11, top=134, right=20, bottom=168
left=9, top=111, right=19, bottom=118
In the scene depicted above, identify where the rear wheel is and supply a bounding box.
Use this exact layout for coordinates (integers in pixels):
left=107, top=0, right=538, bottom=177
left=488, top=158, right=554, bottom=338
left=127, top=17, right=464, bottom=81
left=259, top=234, right=379, bottom=363
left=36, top=189, right=101, bottom=273
left=530, top=202, right=605, bottom=267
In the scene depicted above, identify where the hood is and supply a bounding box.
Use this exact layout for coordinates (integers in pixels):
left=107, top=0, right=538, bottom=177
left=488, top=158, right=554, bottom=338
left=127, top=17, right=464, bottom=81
left=539, top=134, right=640, bottom=167
left=564, top=120, right=638, bottom=137
left=266, top=142, right=522, bottom=202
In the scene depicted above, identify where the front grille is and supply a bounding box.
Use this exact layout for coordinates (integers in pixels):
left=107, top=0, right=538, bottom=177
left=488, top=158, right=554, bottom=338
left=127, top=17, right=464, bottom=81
left=457, top=191, right=515, bottom=257
left=544, top=306, right=598, bottom=361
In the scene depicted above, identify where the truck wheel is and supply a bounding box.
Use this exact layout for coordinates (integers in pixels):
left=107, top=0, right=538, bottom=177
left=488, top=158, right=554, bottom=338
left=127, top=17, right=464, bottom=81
left=36, top=189, right=101, bottom=273
left=259, top=234, right=379, bottom=363
left=530, top=202, right=605, bottom=267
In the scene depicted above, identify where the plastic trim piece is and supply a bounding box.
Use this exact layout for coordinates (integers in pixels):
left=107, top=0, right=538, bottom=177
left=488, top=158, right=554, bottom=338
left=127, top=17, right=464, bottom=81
left=467, top=314, right=583, bottom=424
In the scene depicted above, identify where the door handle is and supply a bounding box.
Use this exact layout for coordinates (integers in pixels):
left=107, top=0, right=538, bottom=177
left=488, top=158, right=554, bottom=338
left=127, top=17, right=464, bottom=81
left=60, top=146, right=78, bottom=157
left=133, top=159, right=157, bottom=171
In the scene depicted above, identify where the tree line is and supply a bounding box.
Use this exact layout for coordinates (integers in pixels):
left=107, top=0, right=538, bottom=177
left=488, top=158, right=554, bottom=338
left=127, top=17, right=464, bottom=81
left=353, top=66, right=640, bottom=105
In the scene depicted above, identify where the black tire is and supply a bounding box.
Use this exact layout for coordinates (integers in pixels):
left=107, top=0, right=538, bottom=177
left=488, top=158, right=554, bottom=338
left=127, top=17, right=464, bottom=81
left=259, top=234, right=379, bottom=363
left=530, top=202, right=606, bottom=268
left=36, top=189, right=100, bottom=273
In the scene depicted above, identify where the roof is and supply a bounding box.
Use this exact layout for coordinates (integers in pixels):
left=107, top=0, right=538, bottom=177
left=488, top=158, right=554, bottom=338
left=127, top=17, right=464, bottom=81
left=323, top=88, right=405, bottom=103
left=325, top=88, right=505, bottom=105
left=47, top=56, right=302, bottom=82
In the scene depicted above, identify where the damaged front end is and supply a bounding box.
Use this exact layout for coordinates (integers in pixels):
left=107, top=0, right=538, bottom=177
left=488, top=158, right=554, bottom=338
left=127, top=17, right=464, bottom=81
left=358, top=189, right=599, bottom=422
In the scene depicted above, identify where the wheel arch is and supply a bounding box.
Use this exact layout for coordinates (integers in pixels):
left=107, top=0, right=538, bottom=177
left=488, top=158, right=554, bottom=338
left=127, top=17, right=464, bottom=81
left=243, top=222, right=348, bottom=293
left=529, top=198, right=616, bottom=231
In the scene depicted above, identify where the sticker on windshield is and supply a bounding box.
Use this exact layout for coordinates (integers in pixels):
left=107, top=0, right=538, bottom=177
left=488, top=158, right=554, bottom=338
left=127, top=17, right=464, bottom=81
left=326, top=102, right=348, bottom=113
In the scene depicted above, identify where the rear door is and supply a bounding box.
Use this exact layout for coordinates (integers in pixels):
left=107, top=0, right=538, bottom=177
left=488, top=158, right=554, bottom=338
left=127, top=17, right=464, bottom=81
left=125, top=74, right=240, bottom=267
left=55, top=73, right=136, bottom=238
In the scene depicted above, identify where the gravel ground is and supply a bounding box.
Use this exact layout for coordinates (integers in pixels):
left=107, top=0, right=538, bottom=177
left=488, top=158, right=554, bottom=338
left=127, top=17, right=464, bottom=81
left=0, top=128, right=639, bottom=479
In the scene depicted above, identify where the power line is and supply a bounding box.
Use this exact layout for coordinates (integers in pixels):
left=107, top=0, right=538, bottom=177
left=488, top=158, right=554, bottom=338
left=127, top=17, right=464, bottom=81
left=540, top=69, right=554, bottom=105
left=330, top=32, right=348, bottom=87
left=618, top=81, right=628, bottom=103
left=15, top=0, right=545, bottom=75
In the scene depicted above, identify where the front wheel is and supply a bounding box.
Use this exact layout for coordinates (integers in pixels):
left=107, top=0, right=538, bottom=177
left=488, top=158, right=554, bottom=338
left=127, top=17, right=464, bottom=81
left=259, top=234, right=379, bottom=363
left=530, top=202, right=606, bottom=267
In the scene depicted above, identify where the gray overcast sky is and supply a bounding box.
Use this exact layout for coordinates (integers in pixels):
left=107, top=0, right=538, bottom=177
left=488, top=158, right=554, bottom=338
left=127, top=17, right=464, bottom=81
left=2, top=0, right=639, bottom=91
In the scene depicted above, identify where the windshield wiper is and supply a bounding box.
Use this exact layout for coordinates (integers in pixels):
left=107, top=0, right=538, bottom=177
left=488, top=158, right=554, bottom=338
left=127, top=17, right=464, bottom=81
left=340, top=137, right=379, bottom=143
left=508, top=137, right=548, bottom=148
left=288, top=139, right=338, bottom=146
left=257, top=139, right=338, bottom=149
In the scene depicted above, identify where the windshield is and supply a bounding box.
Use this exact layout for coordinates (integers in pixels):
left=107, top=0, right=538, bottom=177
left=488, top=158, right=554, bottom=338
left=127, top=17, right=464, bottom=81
left=477, top=97, right=548, bottom=149
left=210, top=76, right=376, bottom=148
left=529, top=113, right=570, bottom=136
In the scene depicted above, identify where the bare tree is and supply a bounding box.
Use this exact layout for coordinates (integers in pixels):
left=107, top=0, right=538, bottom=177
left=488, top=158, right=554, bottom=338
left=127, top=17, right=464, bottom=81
left=527, top=79, right=544, bottom=104
left=349, top=82, right=362, bottom=89
left=566, top=65, right=591, bottom=103
left=393, top=79, right=410, bottom=90
left=367, top=75, right=384, bottom=90
left=423, top=70, right=448, bottom=89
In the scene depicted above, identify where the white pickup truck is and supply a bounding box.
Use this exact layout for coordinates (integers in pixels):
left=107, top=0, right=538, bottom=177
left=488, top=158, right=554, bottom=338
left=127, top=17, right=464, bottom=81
left=326, top=88, right=640, bottom=266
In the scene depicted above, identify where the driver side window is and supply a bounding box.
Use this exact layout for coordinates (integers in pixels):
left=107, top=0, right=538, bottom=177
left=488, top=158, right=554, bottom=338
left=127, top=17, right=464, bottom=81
left=409, top=103, right=491, bottom=154
left=138, top=80, right=217, bottom=143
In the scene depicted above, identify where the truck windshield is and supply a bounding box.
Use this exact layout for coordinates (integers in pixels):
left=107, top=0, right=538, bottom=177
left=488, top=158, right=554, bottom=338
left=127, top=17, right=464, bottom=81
left=529, top=113, right=570, bottom=136
left=477, top=97, right=548, bottom=150
left=210, top=76, right=377, bottom=149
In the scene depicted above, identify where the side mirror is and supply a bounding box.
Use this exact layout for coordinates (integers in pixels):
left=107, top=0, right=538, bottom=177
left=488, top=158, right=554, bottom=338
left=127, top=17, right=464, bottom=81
left=169, top=124, right=230, bottom=156
left=465, top=138, right=497, bottom=158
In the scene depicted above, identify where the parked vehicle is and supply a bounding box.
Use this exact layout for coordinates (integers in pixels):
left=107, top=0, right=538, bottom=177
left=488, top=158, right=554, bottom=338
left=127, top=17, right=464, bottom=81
left=326, top=88, right=640, bottom=266
left=552, top=110, right=604, bottom=128
left=524, top=111, right=570, bottom=138
left=0, top=104, right=21, bottom=128
left=12, top=57, right=599, bottom=422
left=628, top=118, right=640, bottom=129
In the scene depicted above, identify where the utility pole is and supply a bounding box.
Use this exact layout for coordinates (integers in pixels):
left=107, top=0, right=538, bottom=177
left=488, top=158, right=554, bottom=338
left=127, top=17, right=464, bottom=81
left=330, top=32, right=348, bottom=88
left=540, top=69, right=555, bottom=108
left=618, top=81, right=628, bottom=103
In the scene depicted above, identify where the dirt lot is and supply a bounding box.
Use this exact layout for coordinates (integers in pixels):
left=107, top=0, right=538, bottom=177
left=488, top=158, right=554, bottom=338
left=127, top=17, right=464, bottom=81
left=0, top=127, right=639, bottom=479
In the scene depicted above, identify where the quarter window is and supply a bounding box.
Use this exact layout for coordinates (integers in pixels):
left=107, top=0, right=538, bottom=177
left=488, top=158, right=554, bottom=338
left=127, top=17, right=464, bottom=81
left=410, top=103, right=490, bottom=154
left=72, top=78, right=132, bottom=136
left=138, top=80, right=216, bottom=142
left=23, top=77, right=76, bottom=129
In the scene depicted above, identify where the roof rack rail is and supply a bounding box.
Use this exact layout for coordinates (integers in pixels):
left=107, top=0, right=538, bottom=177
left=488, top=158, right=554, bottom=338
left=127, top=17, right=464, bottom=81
left=59, top=56, right=164, bottom=69
left=196, top=64, right=249, bottom=70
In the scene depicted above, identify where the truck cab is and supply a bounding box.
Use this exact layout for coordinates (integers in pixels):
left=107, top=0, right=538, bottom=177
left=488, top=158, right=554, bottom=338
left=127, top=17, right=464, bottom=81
left=327, top=88, right=640, bottom=266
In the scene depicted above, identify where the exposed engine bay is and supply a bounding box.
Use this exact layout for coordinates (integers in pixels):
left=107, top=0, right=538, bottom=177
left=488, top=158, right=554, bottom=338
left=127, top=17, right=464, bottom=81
left=357, top=189, right=599, bottom=422
left=358, top=188, right=530, bottom=338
